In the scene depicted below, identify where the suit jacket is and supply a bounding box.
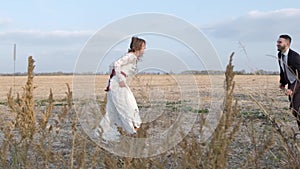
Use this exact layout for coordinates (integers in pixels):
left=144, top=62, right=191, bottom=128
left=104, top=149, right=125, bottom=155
left=278, top=48, right=300, bottom=87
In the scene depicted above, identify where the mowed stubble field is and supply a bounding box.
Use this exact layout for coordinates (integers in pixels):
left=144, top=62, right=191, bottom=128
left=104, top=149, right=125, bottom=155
left=0, top=74, right=289, bottom=129
left=0, top=74, right=288, bottom=121
left=0, top=74, right=281, bottom=101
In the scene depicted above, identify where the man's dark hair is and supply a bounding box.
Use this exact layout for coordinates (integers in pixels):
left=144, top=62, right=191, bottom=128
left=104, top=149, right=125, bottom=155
left=279, top=34, right=292, bottom=44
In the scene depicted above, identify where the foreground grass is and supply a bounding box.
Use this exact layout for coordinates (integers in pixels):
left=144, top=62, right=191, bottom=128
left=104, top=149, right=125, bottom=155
left=0, top=54, right=299, bottom=168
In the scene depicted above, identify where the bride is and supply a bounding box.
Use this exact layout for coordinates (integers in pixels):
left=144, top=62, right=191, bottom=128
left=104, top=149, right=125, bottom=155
left=95, top=36, right=146, bottom=141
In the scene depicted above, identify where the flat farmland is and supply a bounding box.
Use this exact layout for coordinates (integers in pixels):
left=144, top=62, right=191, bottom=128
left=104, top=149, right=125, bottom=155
left=0, top=74, right=281, bottom=102
left=0, top=74, right=286, bottom=118
left=0, top=74, right=287, bottom=126
left=0, top=74, right=289, bottom=134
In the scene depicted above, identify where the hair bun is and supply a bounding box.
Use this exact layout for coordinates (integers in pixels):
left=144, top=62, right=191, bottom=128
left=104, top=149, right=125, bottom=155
left=132, top=36, right=138, bottom=41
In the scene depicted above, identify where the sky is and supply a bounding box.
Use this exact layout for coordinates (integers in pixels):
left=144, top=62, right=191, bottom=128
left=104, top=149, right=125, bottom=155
left=1, top=0, right=300, bottom=73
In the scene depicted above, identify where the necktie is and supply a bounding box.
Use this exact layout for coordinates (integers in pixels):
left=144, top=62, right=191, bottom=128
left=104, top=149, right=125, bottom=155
left=282, top=54, right=289, bottom=83
left=282, top=54, right=286, bottom=72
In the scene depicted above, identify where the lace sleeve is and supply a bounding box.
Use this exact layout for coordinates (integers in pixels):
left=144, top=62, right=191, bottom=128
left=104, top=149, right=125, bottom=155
left=114, top=53, right=136, bottom=82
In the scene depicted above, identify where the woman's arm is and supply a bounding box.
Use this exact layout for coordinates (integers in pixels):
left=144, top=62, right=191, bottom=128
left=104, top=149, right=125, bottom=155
left=114, top=54, right=136, bottom=83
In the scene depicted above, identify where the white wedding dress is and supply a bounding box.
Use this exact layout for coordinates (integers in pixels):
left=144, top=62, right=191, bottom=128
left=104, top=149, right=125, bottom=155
left=97, top=53, right=142, bottom=141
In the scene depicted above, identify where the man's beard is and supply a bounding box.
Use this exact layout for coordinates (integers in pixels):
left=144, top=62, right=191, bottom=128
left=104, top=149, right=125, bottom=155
left=277, top=45, right=286, bottom=52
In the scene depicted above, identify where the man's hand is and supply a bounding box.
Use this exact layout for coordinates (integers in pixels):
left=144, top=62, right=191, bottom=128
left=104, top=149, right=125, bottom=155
left=279, top=84, right=285, bottom=90
left=119, top=81, right=126, bottom=87
left=285, top=89, right=293, bottom=96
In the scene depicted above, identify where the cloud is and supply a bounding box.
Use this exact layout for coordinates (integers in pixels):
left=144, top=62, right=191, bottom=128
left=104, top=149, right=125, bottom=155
left=0, top=17, right=12, bottom=26
left=0, top=30, right=94, bottom=45
left=202, top=8, right=300, bottom=42
left=0, top=30, right=96, bottom=73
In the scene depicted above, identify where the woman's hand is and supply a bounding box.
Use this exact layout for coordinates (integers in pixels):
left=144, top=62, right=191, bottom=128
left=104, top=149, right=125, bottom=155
left=119, top=81, right=126, bottom=87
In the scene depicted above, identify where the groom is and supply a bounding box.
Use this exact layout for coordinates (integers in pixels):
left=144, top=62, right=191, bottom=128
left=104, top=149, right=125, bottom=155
left=277, top=34, right=300, bottom=132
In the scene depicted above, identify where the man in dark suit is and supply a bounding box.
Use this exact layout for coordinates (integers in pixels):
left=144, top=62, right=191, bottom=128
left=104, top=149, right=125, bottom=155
left=277, top=34, right=300, bottom=132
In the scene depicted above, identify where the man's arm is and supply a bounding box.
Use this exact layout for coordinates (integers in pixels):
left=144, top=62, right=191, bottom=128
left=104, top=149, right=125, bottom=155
left=292, top=51, right=300, bottom=80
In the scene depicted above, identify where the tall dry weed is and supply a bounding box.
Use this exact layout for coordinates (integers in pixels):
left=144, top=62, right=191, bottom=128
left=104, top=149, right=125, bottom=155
left=2, top=56, right=80, bottom=168
left=4, top=56, right=37, bottom=168
left=7, top=56, right=36, bottom=140
left=202, top=52, right=241, bottom=169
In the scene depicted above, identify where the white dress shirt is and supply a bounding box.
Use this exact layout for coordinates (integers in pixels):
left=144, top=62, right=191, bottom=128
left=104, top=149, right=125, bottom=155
left=281, top=48, right=296, bottom=84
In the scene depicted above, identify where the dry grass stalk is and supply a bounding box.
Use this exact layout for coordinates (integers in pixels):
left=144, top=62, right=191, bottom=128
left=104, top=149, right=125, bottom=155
left=0, top=120, right=15, bottom=168
left=7, top=56, right=36, bottom=140
left=65, top=83, right=73, bottom=109
left=57, top=84, right=72, bottom=125
left=35, top=88, right=56, bottom=168
left=4, top=56, right=37, bottom=168
left=104, top=155, right=119, bottom=168
left=250, top=94, right=300, bottom=168
left=39, top=89, right=53, bottom=131
left=169, top=52, right=241, bottom=169
left=61, top=83, right=77, bottom=169
left=242, top=121, right=275, bottom=168
left=205, top=52, right=242, bottom=169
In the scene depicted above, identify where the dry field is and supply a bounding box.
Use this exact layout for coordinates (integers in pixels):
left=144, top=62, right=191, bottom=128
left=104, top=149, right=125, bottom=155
left=0, top=74, right=286, bottom=124
left=0, top=72, right=299, bottom=168
left=0, top=74, right=280, bottom=102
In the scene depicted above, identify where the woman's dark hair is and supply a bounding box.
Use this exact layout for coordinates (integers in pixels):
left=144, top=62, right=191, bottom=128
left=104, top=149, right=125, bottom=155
left=128, top=36, right=146, bottom=53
